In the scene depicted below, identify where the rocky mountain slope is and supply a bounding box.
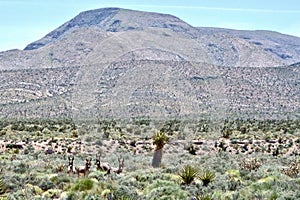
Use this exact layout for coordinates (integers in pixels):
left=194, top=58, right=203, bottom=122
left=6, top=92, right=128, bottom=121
left=197, top=27, right=300, bottom=65
left=0, top=8, right=299, bottom=119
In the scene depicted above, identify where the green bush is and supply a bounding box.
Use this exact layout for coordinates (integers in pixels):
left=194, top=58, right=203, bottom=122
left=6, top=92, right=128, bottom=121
left=39, top=179, right=55, bottom=191
left=145, top=180, right=188, bottom=200
left=72, top=179, right=94, bottom=191
left=110, top=185, right=139, bottom=200
left=13, top=162, right=29, bottom=174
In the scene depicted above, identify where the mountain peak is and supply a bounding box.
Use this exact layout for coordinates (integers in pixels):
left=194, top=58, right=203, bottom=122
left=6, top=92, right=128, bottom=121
left=24, top=7, right=195, bottom=50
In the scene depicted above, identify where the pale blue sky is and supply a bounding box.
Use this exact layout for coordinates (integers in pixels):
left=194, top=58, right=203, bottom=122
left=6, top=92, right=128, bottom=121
left=1, top=0, right=300, bottom=52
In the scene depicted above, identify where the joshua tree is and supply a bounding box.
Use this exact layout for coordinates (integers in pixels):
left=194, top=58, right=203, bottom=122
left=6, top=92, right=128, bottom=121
left=152, top=131, right=169, bottom=168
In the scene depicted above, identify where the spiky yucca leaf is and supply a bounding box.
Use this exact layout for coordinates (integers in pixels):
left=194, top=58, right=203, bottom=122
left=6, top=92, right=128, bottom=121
left=195, top=194, right=214, bottom=200
left=198, top=170, right=215, bottom=186
left=152, top=131, right=169, bottom=150
left=178, top=165, right=199, bottom=185
left=0, top=177, right=6, bottom=195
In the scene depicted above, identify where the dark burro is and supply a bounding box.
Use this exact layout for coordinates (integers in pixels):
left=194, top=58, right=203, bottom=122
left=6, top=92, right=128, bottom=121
left=0, top=8, right=299, bottom=120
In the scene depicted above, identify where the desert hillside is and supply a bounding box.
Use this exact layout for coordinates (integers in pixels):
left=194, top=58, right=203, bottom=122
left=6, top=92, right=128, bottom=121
left=0, top=8, right=299, bottom=119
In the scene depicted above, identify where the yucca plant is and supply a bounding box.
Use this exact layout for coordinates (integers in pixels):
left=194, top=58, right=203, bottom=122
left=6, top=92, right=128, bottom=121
left=198, top=170, right=215, bottom=187
left=152, top=131, right=169, bottom=168
left=178, top=165, right=199, bottom=185
left=116, top=195, right=136, bottom=200
left=0, top=177, right=6, bottom=195
left=195, top=194, right=214, bottom=200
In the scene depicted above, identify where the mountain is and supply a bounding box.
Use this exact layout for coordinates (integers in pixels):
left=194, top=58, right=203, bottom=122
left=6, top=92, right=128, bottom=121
left=197, top=27, right=300, bottom=65
left=0, top=8, right=299, bottom=120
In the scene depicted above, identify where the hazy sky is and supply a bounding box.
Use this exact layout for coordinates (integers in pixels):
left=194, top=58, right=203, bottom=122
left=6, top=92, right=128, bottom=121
left=1, top=0, right=300, bottom=52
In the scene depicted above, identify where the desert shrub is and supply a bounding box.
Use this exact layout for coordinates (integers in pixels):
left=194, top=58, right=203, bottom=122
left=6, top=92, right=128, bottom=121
left=94, top=139, right=103, bottom=146
left=239, top=125, right=247, bottom=134
left=38, top=179, right=55, bottom=191
left=221, top=127, right=232, bottom=138
left=42, top=127, right=52, bottom=135
left=198, top=170, right=215, bottom=187
left=65, top=191, right=79, bottom=200
left=131, top=169, right=177, bottom=191
left=225, top=169, right=242, bottom=191
left=133, top=119, right=151, bottom=126
left=145, top=180, right=188, bottom=200
left=109, top=184, right=139, bottom=200
left=281, top=159, right=300, bottom=177
left=24, top=124, right=42, bottom=132
left=50, top=174, right=71, bottom=189
left=239, top=157, right=261, bottom=171
left=178, top=165, right=199, bottom=185
left=185, top=144, right=197, bottom=155
left=88, top=171, right=107, bottom=182
left=6, top=175, right=25, bottom=192
left=11, top=122, right=25, bottom=131
left=80, top=193, right=102, bottom=200
left=23, top=173, right=41, bottom=186
left=85, top=136, right=93, bottom=142
left=160, top=119, right=181, bottom=135
left=13, top=162, right=29, bottom=174
left=43, top=189, right=61, bottom=199
left=72, top=178, right=94, bottom=191
left=70, top=130, right=79, bottom=138
left=53, top=163, right=66, bottom=173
